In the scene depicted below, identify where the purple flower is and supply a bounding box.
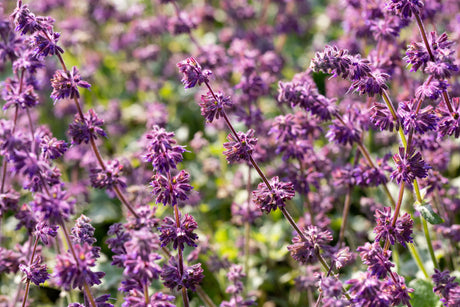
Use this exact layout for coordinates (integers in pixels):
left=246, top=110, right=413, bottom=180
left=0, top=189, right=20, bottom=215
left=405, top=41, right=430, bottom=72
left=51, top=66, right=90, bottom=101
left=385, top=0, right=424, bottom=19
left=2, top=79, right=38, bottom=110
left=287, top=226, right=333, bottom=265
left=159, top=213, right=198, bottom=250
left=269, top=114, right=303, bottom=143
left=12, top=49, right=44, bottom=74
left=176, top=57, right=212, bottom=89
left=0, top=247, right=22, bottom=274
left=34, top=221, right=58, bottom=245
left=31, top=184, right=75, bottom=224
left=19, top=256, right=49, bottom=286
left=106, top=223, right=131, bottom=267
left=54, top=242, right=105, bottom=290
left=398, top=99, right=437, bottom=134
left=425, top=60, right=458, bottom=80
left=71, top=214, right=97, bottom=246
left=386, top=273, right=413, bottom=306
left=437, top=97, right=460, bottom=138
left=357, top=242, right=394, bottom=278
left=390, top=147, right=430, bottom=184
left=252, top=176, right=295, bottom=213
left=432, top=269, right=459, bottom=300
left=150, top=170, right=193, bottom=206
left=415, top=80, right=448, bottom=100
left=68, top=109, right=107, bottom=145
left=347, top=272, right=391, bottom=306
left=122, top=252, right=162, bottom=290
left=143, top=126, right=186, bottom=174
left=326, top=111, right=362, bottom=146
left=320, top=276, right=344, bottom=299
left=350, top=71, right=390, bottom=97
left=11, top=4, right=54, bottom=35
left=122, top=290, right=175, bottom=307
left=161, top=256, right=204, bottom=291
left=199, top=91, right=233, bottom=123
left=310, top=45, right=352, bottom=79
left=40, top=134, right=68, bottom=159
left=32, top=31, right=64, bottom=58
left=223, top=129, right=257, bottom=164
left=374, top=207, right=413, bottom=246
left=90, top=159, right=127, bottom=191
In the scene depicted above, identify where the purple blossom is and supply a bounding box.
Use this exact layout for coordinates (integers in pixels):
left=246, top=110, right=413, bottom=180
left=199, top=90, right=233, bottom=123
left=223, top=129, right=257, bottom=164
left=432, top=269, right=459, bottom=301
left=40, top=134, right=68, bottom=159
left=405, top=41, right=430, bottom=72
left=150, top=170, right=193, bottom=206
left=310, top=45, right=352, bottom=79
left=347, top=272, right=392, bottom=306
left=350, top=71, right=390, bottom=97
left=0, top=247, right=22, bottom=274
left=2, top=79, right=39, bottom=110
left=159, top=213, right=198, bottom=250
left=143, top=126, right=186, bottom=174
left=161, top=256, right=204, bottom=291
left=437, top=98, right=460, bottom=138
left=50, top=66, right=90, bottom=101
left=90, top=159, right=127, bottom=191
left=287, top=226, right=333, bottom=265
left=252, top=176, right=295, bottom=213
left=0, top=189, right=20, bottom=215
left=106, top=223, right=131, bottom=267
left=31, top=184, right=75, bottom=224
left=177, top=57, right=212, bottom=89
left=122, top=290, right=175, bottom=307
left=70, top=214, right=97, bottom=246
left=357, top=242, right=394, bottom=278
left=68, top=109, right=107, bottom=145
left=386, top=273, right=413, bottom=306
left=385, top=0, right=424, bottom=19
left=19, top=256, right=49, bottom=285
left=32, top=31, right=64, bottom=58
left=11, top=4, right=54, bottom=35
left=373, top=207, right=413, bottom=246
left=34, top=221, right=58, bottom=245
left=54, top=242, right=105, bottom=290
left=415, top=80, right=448, bottom=100
left=398, top=99, right=437, bottom=134
left=390, top=147, right=430, bottom=184
left=326, top=110, right=362, bottom=146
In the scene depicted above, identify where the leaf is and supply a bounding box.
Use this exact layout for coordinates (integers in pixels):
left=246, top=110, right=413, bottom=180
left=408, top=279, right=442, bottom=307
left=415, top=202, right=444, bottom=225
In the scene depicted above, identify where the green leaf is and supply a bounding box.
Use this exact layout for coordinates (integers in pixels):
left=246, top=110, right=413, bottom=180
left=415, top=202, right=444, bottom=225
left=408, top=279, right=442, bottom=307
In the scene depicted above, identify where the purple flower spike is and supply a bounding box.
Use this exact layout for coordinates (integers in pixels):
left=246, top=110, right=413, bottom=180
left=161, top=256, right=204, bottom=291
left=252, top=176, right=295, bottom=213
left=199, top=91, right=233, bottom=123
left=347, top=272, right=391, bottom=306
left=357, top=242, right=394, bottom=278
left=350, top=72, right=390, bottom=97
left=11, top=4, right=54, bottom=35
left=390, top=147, right=430, bottom=184
left=33, top=31, right=64, bottom=58
left=223, top=129, right=257, bottom=164
left=90, top=159, right=127, bottom=191
left=159, top=213, right=198, bottom=250
left=40, top=135, right=68, bottom=160
left=398, top=99, right=437, bottom=134
left=287, top=226, right=333, bottom=265
left=54, top=243, right=105, bottom=290
left=19, top=256, right=49, bottom=286
left=123, top=290, right=175, bottom=307
left=34, top=221, right=58, bottom=245
left=386, top=0, right=424, bottom=19
left=177, top=57, right=212, bottom=89
left=437, top=97, right=460, bottom=138
left=373, top=207, right=414, bottom=247
left=51, top=66, right=90, bottom=101
left=151, top=170, right=193, bottom=206
left=68, top=109, right=107, bottom=145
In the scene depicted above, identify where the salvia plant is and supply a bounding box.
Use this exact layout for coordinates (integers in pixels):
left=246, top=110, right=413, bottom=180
left=0, top=0, right=459, bottom=306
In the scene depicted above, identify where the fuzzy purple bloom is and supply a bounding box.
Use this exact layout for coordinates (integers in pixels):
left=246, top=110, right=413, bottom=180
left=2, top=80, right=38, bottom=110
left=0, top=189, right=20, bottom=215
left=223, top=129, right=257, bottom=164
left=252, top=176, right=295, bottom=213
left=122, top=290, right=175, bottom=307
left=159, top=213, right=198, bottom=250
left=31, top=184, right=75, bottom=224
left=34, top=221, right=58, bottom=245
left=19, top=256, right=49, bottom=286
left=143, top=126, right=186, bottom=174
left=390, top=147, right=430, bottom=184
left=32, top=31, right=64, bottom=58
left=177, top=57, right=212, bottom=89
left=68, top=109, right=107, bottom=145
left=150, top=170, right=193, bottom=206
left=11, top=4, right=54, bottom=35
left=357, top=242, right=394, bottom=278
left=40, top=134, right=68, bottom=159
left=70, top=214, right=97, bottom=246
left=90, top=159, right=127, bottom=191
left=161, top=256, right=204, bottom=291
left=437, top=98, right=460, bottom=138
left=310, top=45, right=352, bottom=79
left=347, top=272, right=392, bottom=306
left=386, top=0, right=424, bottom=19
left=54, top=242, right=105, bottom=290
left=199, top=91, right=233, bottom=123
left=386, top=274, right=414, bottom=306
left=374, top=207, right=413, bottom=246
left=50, top=66, right=90, bottom=101
left=350, top=72, right=390, bottom=97
left=287, top=226, right=333, bottom=265
left=398, top=99, right=437, bottom=134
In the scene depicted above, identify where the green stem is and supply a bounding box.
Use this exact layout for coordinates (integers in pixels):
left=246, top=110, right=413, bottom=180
left=408, top=243, right=429, bottom=279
